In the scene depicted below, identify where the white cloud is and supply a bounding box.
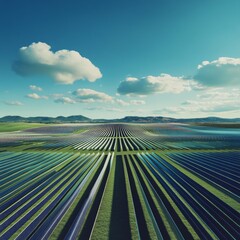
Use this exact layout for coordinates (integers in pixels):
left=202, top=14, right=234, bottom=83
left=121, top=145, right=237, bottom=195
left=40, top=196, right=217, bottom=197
left=196, top=88, right=240, bottom=100
left=117, top=56, right=240, bottom=97
left=77, top=99, right=96, bottom=103
left=54, top=97, right=76, bottom=104
left=126, top=77, right=138, bottom=81
left=130, top=100, right=145, bottom=105
left=195, top=57, right=240, bottom=86
left=72, top=88, right=113, bottom=102
left=115, top=98, right=145, bottom=106
left=26, top=93, right=48, bottom=100
left=117, top=74, right=193, bottom=95
left=85, top=106, right=123, bottom=112
left=50, top=93, right=64, bottom=99
left=4, top=101, right=23, bottom=106
left=115, top=99, right=129, bottom=106
left=13, top=42, right=102, bottom=84
left=157, top=88, right=240, bottom=115
left=29, top=85, right=42, bottom=91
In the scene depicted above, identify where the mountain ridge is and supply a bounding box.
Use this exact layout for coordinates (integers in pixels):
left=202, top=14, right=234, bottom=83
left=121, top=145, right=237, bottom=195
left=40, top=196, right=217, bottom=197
left=0, top=115, right=90, bottom=123
left=0, top=115, right=240, bottom=123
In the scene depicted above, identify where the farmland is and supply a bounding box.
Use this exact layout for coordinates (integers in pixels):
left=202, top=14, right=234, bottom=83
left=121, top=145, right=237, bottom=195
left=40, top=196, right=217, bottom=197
left=0, top=123, right=239, bottom=240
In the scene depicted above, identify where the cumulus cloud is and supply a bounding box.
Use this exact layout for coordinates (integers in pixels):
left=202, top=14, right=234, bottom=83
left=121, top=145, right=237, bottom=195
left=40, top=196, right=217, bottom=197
left=117, top=56, right=240, bottom=97
left=117, top=74, right=192, bottom=95
left=72, top=88, right=113, bottom=102
left=26, top=93, right=48, bottom=100
left=13, top=42, right=102, bottom=84
left=54, top=97, right=76, bottom=104
left=4, top=101, right=23, bottom=106
left=195, top=57, right=240, bottom=86
left=156, top=88, right=240, bottom=115
left=29, top=85, right=42, bottom=91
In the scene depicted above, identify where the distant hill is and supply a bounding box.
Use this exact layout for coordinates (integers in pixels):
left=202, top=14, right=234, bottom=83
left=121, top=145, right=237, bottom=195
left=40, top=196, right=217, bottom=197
left=0, top=115, right=91, bottom=123
left=0, top=115, right=239, bottom=123
left=119, top=116, right=175, bottom=123
left=107, top=116, right=240, bottom=123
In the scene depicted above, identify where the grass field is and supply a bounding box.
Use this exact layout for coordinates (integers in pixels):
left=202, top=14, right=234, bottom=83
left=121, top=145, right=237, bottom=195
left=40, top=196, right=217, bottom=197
left=0, top=122, right=239, bottom=240
left=0, top=122, right=46, bottom=132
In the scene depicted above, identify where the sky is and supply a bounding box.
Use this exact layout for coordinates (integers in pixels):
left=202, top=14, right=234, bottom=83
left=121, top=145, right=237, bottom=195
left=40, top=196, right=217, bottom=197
left=0, top=0, right=240, bottom=119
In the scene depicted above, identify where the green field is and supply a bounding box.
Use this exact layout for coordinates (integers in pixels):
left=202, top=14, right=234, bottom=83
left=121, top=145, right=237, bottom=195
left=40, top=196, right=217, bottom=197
left=0, top=122, right=46, bottom=132
left=0, top=123, right=239, bottom=240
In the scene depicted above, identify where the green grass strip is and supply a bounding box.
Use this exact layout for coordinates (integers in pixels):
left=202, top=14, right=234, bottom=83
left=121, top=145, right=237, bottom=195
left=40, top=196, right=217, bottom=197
left=122, top=156, right=140, bottom=239
left=90, top=154, right=116, bottom=240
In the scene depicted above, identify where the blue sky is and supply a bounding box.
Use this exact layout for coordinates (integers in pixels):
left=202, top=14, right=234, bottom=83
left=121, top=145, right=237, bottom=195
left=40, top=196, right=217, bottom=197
left=1, top=0, right=240, bottom=119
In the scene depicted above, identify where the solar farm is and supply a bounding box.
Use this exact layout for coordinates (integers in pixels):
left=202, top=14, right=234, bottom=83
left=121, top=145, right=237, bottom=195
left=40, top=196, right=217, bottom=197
left=0, top=123, right=239, bottom=240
